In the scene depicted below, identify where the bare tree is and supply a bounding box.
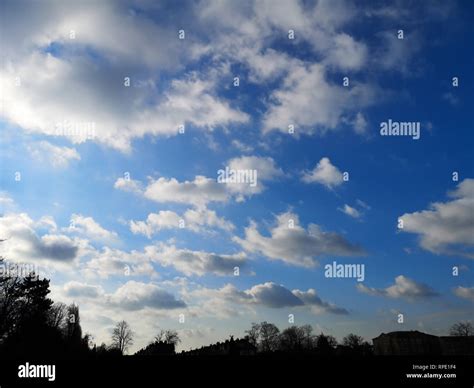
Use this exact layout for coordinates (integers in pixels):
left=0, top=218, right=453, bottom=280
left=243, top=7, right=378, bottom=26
left=48, top=302, right=68, bottom=330
left=154, top=329, right=181, bottom=346
left=299, top=324, right=315, bottom=349
left=342, top=333, right=366, bottom=348
left=316, top=333, right=338, bottom=350
left=279, top=326, right=304, bottom=351
left=259, top=321, right=280, bottom=352
left=450, top=321, right=474, bottom=336
left=0, top=258, right=22, bottom=339
left=111, top=320, right=134, bottom=354
left=245, top=322, right=260, bottom=347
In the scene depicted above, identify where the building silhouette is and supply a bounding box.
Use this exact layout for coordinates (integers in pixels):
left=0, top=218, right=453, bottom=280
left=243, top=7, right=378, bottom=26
left=373, top=331, right=474, bottom=355
left=183, top=336, right=256, bottom=356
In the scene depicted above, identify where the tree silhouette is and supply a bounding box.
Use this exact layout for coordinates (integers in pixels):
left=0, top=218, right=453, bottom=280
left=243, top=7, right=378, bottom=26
left=342, top=333, right=368, bottom=349
left=48, top=302, right=68, bottom=330
left=66, top=304, right=83, bottom=342
left=258, top=321, right=280, bottom=352
left=111, top=320, right=134, bottom=354
left=279, top=325, right=314, bottom=351
left=316, top=333, right=337, bottom=353
left=0, top=259, right=22, bottom=340
left=155, top=329, right=181, bottom=346
left=450, top=321, right=474, bottom=336
left=0, top=257, right=92, bottom=358
left=245, top=322, right=261, bottom=347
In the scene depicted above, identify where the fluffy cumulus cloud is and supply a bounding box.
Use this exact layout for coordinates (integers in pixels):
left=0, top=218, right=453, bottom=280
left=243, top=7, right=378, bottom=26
left=357, top=275, right=438, bottom=301
left=262, top=64, right=375, bottom=135
left=83, top=246, right=156, bottom=279
left=151, top=245, right=247, bottom=277
left=59, top=280, right=185, bottom=311
left=0, top=0, right=410, bottom=157
left=0, top=1, right=249, bottom=152
left=108, top=281, right=186, bottom=310
left=245, top=282, right=304, bottom=308
left=189, top=282, right=347, bottom=315
left=453, top=286, right=474, bottom=302
left=302, top=157, right=344, bottom=188
left=116, top=156, right=284, bottom=206
left=66, top=214, right=118, bottom=243
left=233, top=211, right=366, bottom=267
left=83, top=242, right=247, bottom=279
left=143, top=176, right=229, bottom=208
left=0, top=212, right=85, bottom=264
left=221, top=156, right=284, bottom=200
left=113, top=177, right=143, bottom=195
left=398, top=179, right=474, bottom=258
left=292, top=288, right=349, bottom=314
left=63, top=281, right=105, bottom=299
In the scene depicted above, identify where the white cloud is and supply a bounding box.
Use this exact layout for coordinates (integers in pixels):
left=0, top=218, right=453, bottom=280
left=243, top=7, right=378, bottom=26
left=130, top=208, right=234, bottom=238
left=66, top=214, right=118, bottom=243
left=28, top=140, right=80, bottom=168
left=245, top=282, right=303, bottom=308
left=63, top=281, right=105, bottom=299
left=262, top=64, right=375, bottom=135
left=84, top=246, right=156, bottom=279
left=108, top=281, right=186, bottom=310
left=352, top=112, right=368, bottom=135
left=1, top=51, right=248, bottom=152
left=0, top=212, right=85, bottom=265
left=338, top=200, right=369, bottom=219
left=114, top=177, right=143, bottom=195
left=0, top=192, right=15, bottom=212
left=36, top=215, right=58, bottom=232
left=325, top=33, right=368, bottom=70
left=398, top=179, right=474, bottom=258
left=302, top=157, right=344, bottom=188
left=357, top=275, right=438, bottom=301
left=231, top=139, right=254, bottom=153
left=453, top=286, right=474, bottom=302
left=150, top=244, right=247, bottom=277
left=292, top=288, right=348, bottom=314
left=130, top=211, right=181, bottom=237
left=0, top=1, right=184, bottom=67
left=182, top=208, right=235, bottom=233
left=227, top=156, right=283, bottom=181
left=374, top=30, right=422, bottom=75
left=58, top=280, right=185, bottom=311
left=143, top=176, right=229, bottom=208
left=188, top=281, right=347, bottom=315
left=223, top=155, right=284, bottom=200
left=84, top=241, right=246, bottom=278
left=0, top=0, right=438, bottom=154
left=233, top=211, right=366, bottom=267
left=117, top=156, right=283, bottom=207
left=338, top=204, right=361, bottom=219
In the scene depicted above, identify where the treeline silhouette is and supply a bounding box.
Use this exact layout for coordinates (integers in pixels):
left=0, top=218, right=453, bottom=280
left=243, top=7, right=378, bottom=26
left=0, top=259, right=120, bottom=359
left=1, top=259, right=472, bottom=359
left=182, top=323, right=373, bottom=357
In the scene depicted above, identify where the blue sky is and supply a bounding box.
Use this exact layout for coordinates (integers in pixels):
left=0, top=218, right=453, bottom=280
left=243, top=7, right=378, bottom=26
left=0, top=0, right=473, bottom=351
